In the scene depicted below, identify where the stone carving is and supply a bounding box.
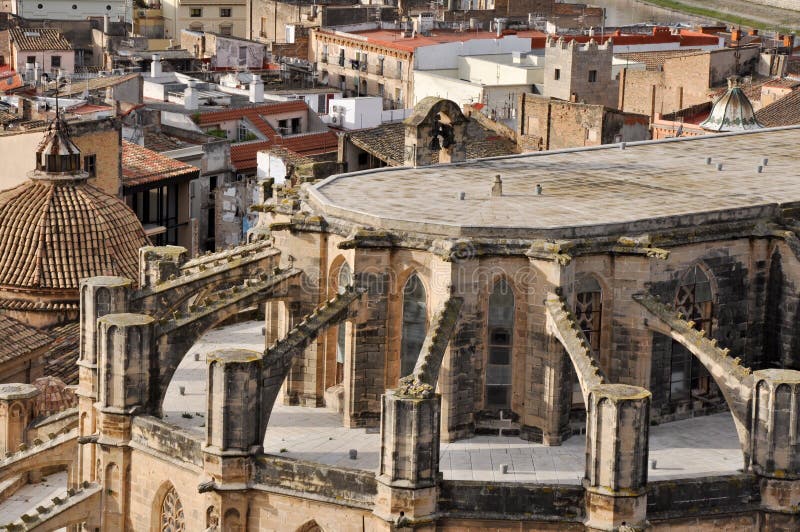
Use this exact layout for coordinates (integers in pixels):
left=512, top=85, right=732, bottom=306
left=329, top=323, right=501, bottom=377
left=159, top=486, right=185, bottom=532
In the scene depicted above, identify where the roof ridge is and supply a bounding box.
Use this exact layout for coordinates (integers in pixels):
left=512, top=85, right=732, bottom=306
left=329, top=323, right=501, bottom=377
left=33, top=183, right=57, bottom=288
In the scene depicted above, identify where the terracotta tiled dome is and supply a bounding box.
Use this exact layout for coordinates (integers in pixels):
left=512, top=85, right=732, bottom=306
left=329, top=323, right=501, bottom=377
left=32, top=376, right=78, bottom=417
left=0, top=118, right=148, bottom=324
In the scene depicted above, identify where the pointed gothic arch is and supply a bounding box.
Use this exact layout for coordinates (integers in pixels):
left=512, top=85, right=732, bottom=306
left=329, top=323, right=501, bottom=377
left=296, top=519, right=324, bottom=532
left=400, top=272, right=427, bottom=378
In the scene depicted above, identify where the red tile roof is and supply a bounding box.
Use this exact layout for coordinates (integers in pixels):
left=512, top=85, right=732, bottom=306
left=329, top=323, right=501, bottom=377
left=9, top=27, right=72, bottom=51
left=230, top=140, right=271, bottom=173
left=122, top=141, right=200, bottom=189
left=197, top=101, right=337, bottom=172
left=0, top=313, right=53, bottom=365
left=317, top=28, right=518, bottom=53
left=321, top=26, right=720, bottom=54
left=755, top=88, right=800, bottom=127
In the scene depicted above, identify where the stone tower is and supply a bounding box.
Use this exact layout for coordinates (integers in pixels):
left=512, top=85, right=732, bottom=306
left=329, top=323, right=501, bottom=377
left=544, top=37, right=618, bottom=109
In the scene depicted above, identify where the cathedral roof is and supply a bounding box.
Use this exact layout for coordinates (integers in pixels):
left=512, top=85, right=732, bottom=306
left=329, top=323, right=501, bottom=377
left=0, top=118, right=148, bottom=293
left=700, top=76, right=763, bottom=132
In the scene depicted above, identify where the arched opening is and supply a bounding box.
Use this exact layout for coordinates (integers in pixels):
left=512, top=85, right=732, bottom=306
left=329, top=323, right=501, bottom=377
left=334, top=262, right=353, bottom=386
left=103, top=462, right=121, bottom=527
left=158, top=484, right=185, bottom=532
left=571, top=276, right=603, bottom=420
left=5, top=403, right=26, bottom=454
left=206, top=506, right=220, bottom=530
left=96, top=288, right=111, bottom=317
left=485, top=278, right=514, bottom=412
left=668, top=265, right=716, bottom=414
left=223, top=508, right=241, bottom=532
left=400, top=273, right=427, bottom=379
left=297, top=519, right=324, bottom=532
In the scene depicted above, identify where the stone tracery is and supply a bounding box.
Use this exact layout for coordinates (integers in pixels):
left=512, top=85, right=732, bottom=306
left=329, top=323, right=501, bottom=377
left=159, top=485, right=185, bottom=532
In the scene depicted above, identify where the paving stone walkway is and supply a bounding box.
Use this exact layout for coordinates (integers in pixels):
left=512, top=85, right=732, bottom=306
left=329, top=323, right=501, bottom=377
left=163, top=320, right=745, bottom=485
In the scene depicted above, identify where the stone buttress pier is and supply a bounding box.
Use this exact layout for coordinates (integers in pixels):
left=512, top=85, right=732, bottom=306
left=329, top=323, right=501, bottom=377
left=374, top=389, right=441, bottom=530
left=77, top=276, right=133, bottom=486
left=0, top=384, right=39, bottom=457
left=751, top=369, right=800, bottom=528
left=202, top=349, right=265, bottom=526
left=95, top=312, right=154, bottom=530
left=584, top=384, right=650, bottom=531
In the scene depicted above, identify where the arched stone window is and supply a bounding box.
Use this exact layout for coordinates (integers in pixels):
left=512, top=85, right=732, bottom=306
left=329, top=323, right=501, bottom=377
left=573, top=276, right=603, bottom=409
left=670, top=265, right=714, bottom=405
left=486, top=279, right=514, bottom=410
left=205, top=506, right=219, bottom=530
left=6, top=403, right=25, bottom=454
left=159, top=486, right=185, bottom=532
left=96, top=288, right=111, bottom=317
left=335, top=262, right=353, bottom=385
left=576, top=277, right=603, bottom=355
left=400, top=274, right=427, bottom=378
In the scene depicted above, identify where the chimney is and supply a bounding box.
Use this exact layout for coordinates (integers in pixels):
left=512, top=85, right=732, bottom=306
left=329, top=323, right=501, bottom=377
left=33, top=62, right=40, bottom=85
left=784, top=34, right=794, bottom=48
left=21, top=98, right=31, bottom=120
left=103, top=14, right=109, bottom=34
left=249, top=73, right=264, bottom=103
left=731, top=28, right=741, bottom=42
left=151, top=54, right=162, bottom=77
left=184, top=79, right=199, bottom=110
left=748, top=28, right=758, bottom=36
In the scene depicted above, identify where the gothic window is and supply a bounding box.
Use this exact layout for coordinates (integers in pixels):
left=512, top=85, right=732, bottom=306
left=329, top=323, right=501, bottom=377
left=335, top=262, right=352, bottom=384
left=573, top=277, right=602, bottom=407
left=486, top=279, right=514, bottom=410
left=670, top=265, right=714, bottom=404
left=159, top=486, right=185, bottom=532
left=576, top=277, right=602, bottom=355
left=400, top=274, right=426, bottom=378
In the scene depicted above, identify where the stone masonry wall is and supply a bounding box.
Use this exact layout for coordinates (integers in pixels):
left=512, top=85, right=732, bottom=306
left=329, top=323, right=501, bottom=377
left=645, top=239, right=770, bottom=417
left=763, top=241, right=800, bottom=370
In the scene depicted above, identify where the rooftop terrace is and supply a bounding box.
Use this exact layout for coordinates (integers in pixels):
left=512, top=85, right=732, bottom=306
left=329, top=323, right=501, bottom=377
left=162, top=321, right=743, bottom=486
left=309, top=126, right=800, bottom=238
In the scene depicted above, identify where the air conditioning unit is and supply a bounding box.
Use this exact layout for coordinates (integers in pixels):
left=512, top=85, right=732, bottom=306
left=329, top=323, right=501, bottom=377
left=330, top=115, right=340, bottom=125
left=331, top=105, right=343, bottom=113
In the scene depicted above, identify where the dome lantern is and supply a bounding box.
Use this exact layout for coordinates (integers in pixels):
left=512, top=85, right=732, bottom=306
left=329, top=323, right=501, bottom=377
left=699, top=76, right=764, bottom=132
left=31, top=117, right=85, bottom=178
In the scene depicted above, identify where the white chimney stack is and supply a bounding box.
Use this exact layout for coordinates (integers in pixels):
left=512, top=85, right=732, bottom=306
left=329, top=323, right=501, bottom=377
left=184, top=79, right=199, bottom=110
left=151, top=54, right=162, bottom=78
left=249, top=73, right=264, bottom=103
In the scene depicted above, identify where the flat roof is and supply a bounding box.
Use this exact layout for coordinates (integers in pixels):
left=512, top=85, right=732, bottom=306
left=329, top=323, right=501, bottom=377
left=309, top=126, right=800, bottom=239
